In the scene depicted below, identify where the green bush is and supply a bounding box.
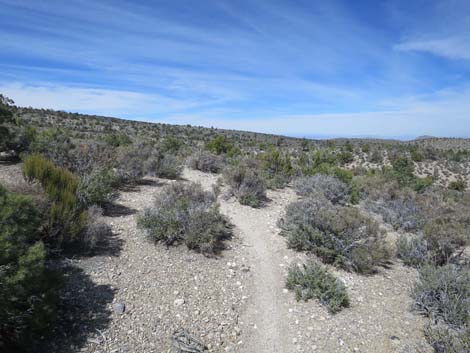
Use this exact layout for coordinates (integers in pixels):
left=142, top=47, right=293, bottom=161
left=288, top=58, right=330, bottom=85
left=76, top=167, right=119, bottom=207
left=0, top=96, right=14, bottom=150
left=104, top=132, right=132, bottom=147
left=206, top=135, right=234, bottom=155
left=390, top=156, right=416, bottom=186
left=137, top=182, right=231, bottom=254
left=259, top=147, right=293, bottom=188
left=279, top=199, right=390, bottom=273
left=22, top=154, right=86, bottom=246
left=369, top=150, right=383, bottom=163
left=0, top=185, right=61, bottom=351
left=286, top=261, right=349, bottom=313
left=449, top=180, right=466, bottom=192
left=337, top=151, right=353, bottom=165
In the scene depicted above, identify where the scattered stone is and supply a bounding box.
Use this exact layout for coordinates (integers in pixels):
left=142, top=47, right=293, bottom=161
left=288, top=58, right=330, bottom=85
left=113, top=303, right=125, bottom=314
left=174, top=298, right=185, bottom=306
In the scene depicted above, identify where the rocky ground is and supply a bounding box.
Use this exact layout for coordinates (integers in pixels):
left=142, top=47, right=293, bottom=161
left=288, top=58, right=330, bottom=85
left=1, top=164, right=432, bottom=353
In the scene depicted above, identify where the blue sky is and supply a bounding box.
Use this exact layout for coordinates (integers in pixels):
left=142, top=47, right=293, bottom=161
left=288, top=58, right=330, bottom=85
left=0, top=0, right=469, bottom=139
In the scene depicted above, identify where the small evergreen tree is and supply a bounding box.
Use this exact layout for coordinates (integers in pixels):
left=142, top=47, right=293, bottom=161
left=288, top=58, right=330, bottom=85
left=0, top=185, right=61, bottom=352
left=0, top=95, right=15, bottom=150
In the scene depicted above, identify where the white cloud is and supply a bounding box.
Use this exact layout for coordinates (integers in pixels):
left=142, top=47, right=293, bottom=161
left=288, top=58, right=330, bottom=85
left=395, top=36, right=470, bottom=60
left=0, top=82, right=198, bottom=116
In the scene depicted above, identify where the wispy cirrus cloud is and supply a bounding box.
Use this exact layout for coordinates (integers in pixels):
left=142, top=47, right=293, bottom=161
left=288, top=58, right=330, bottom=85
left=0, top=0, right=469, bottom=138
left=395, top=36, right=470, bottom=61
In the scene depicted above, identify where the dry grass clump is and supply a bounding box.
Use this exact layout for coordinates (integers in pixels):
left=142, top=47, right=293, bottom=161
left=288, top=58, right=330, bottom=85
left=137, top=182, right=231, bottom=254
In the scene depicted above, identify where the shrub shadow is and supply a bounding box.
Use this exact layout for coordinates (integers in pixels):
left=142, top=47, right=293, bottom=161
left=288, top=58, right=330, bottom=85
left=40, top=266, right=116, bottom=353
left=103, top=202, right=136, bottom=217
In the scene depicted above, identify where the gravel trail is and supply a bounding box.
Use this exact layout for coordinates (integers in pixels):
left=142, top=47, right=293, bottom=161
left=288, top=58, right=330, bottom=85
left=218, top=183, right=298, bottom=353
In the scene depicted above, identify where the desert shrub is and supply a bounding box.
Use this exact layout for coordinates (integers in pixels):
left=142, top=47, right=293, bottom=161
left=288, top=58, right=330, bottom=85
left=188, top=150, right=223, bottom=173
left=286, top=261, right=349, bottom=313
left=28, top=129, right=75, bottom=169
left=390, top=155, right=416, bottom=186
left=82, top=206, right=112, bottom=251
left=224, top=162, right=267, bottom=207
left=144, top=152, right=182, bottom=179
left=414, top=176, right=433, bottom=193
left=137, top=182, right=231, bottom=254
left=413, top=264, right=469, bottom=352
left=279, top=199, right=390, bottom=273
left=114, top=145, right=146, bottom=183
left=410, top=148, right=424, bottom=162
left=423, top=219, right=468, bottom=266
left=76, top=167, right=119, bottom=207
left=349, top=181, right=360, bottom=205
left=206, top=135, right=235, bottom=155
left=114, top=146, right=182, bottom=182
left=370, top=194, right=423, bottom=232
left=337, top=151, right=353, bottom=165
left=0, top=96, right=14, bottom=150
left=293, top=174, right=350, bottom=204
left=369, top=150, right=383, bottom=163
left=424, top=324, right=469, bottom=353
left=396, top=234, right=429, bottom=267
left=259, top=147, right=293, bottom=188
left=161, top=136, right=184, bottom=154
left=449, top=180, right=466, bottom=192
left=0, top=185, right=61, bottom=351
left=359, top=176, right=424, bottom=232
left=104, top=132, right=132, bottom=147
left=22, top=154, right=86, bottom=246
left=414, top=264, right=469, bottom=326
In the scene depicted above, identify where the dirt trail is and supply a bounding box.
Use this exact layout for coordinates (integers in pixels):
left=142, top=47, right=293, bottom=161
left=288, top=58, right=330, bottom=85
left=219, top=189, right=298, bottom=353
left=184, top=168, right=299, bottom=353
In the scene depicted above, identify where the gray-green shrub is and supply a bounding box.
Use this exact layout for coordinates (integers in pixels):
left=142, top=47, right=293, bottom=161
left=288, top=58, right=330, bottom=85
left=188, top=150, right=223, bottom=173
left=286, top=261, right=349, bottom=313
left=413, top=264, right=470, bottom=352
left=137, top=182, right=231, bottom=254
left=144, top=152, right=182, bottom=179
left=396, top=234, right=429, bottom=267
left=82, top=206, right=112, bottom=251
left=279, top=199, right=390, bottom=273
left=224, top=162, right=267, bottom=208
left=293, top=174, right=350, bottom=204
left=76, top=167, right=119, bottom=207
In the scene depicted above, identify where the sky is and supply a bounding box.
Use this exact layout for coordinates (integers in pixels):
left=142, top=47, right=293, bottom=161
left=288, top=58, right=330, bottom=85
left=0, top=0, right=470, bottom=139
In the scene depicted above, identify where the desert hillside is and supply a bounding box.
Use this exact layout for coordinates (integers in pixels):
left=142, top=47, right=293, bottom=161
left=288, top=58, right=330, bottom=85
left=1, top=103, right=469, bottom=353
